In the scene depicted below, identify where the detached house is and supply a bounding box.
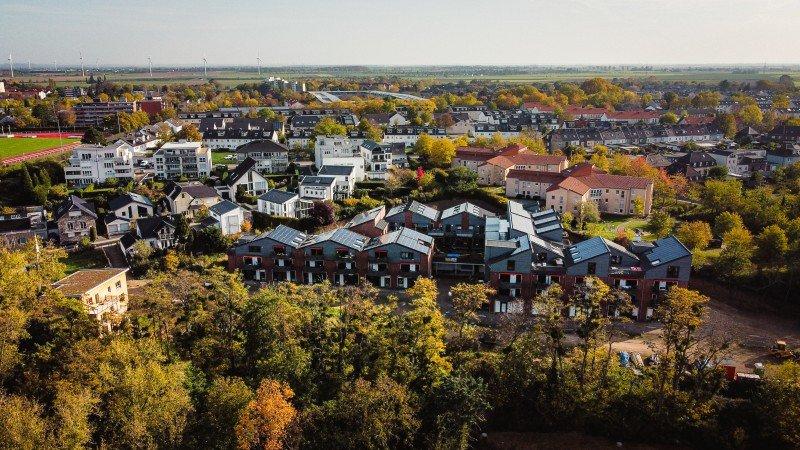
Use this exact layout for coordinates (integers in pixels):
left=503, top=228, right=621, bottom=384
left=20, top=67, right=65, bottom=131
left=53, top=268, right=129, bottom=327
left=107, top=193, right=154, bottom=220
left=667, top=151, right=718, bottom=181
left=0, top=206, right=47, bottom=249
left=234, top=140, right=289, bottom=174
left=207, top=200, right=245, bottom=236
left=224, top=157, right=269, bottom=200
left=163, top=181, right=222, bottom=216
left=53, top=196, right=98, bottom=245
left=258, top=189, right=300, bottom=218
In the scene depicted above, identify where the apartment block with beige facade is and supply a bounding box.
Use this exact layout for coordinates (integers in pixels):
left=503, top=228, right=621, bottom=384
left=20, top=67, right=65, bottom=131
left=53, top=268, right=129, bottom=327
left=477, top=152, right=568, bottom=186
left=545, top=174, right=653, bottom=216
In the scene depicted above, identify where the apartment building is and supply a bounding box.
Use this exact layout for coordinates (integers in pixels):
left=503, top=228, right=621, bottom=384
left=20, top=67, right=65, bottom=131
left=382, top=126, right=447, bottom=147
left=74, top=101, right=136, bottom=127
left=154, top=141, right=212, bottom=179
left=430, top=202, right=495, bottom=238
left=258, top=189, right=300, bottom=218
left=64, top=142, right=135, bottom=186
left=384, top=201, right=440, bottom=233
left=234, top=140, right=289, bottom=174
left=477, top=152, right=568, bottom=186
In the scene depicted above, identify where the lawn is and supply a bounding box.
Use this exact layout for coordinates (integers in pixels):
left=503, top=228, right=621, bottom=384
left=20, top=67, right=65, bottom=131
left=62, top=248, right=107, bottom=274
left=0, top=137, right=79, bottom=159
left=583, top=216, right=650, bottom=240
left=211, top=150, right=235, bottom=165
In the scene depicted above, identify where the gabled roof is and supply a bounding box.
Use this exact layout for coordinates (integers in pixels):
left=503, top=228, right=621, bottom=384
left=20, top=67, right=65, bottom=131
left=300, top=176, right=337, bottom=187
left=266, top=224, right=307, bottom=248
left=641, top=235, right=691, bottom=270
left=210, top=200, right=240, bottom=216
left=234, top=139, right=288, bottom=154
left=564, top=236, right=609, bottom=265
left=365, top=226, right=434, bottom=254
left=318, top=165, right=357, bottom=176
left=346, top=205, right=386, bottom=227
left=440, top=202, right=495, bottom=220
left=136, top=215, right=177, bottom=240
left=259, top=189, right=298, bottom=204
left=301, top=228, right=369, bottom=251
left=226, top=157, right=259, bottom=186
left=548, top=177, right=590, bottom=195
left=108, top=192, right=153, bottom=211
left=579, top=174, right=653, bottom=190
left=53, top=268, right=127, bottom=296
left=506, top=169, right=566, bottom=184
left=386, top=200, right=439, bottom=222
left=54, top=196, right=97, bottom=221
left=167, top=181, right=219, bottom=201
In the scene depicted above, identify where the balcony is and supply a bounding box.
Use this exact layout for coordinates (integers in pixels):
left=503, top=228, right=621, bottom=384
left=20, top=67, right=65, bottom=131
left=609, top=266, right=644, bottom=277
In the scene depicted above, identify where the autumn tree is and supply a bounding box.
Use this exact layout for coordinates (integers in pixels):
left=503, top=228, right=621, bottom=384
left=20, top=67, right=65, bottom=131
left=717, top=226, right=755, bottom=282
left=737, top=104, right=764, bottom=127
left=450, top=282, right=493, bottom=342
left=312, top=117, right=346, bottom=137
left=654, top=287, right=709, bottom=393
left=403, top=278, right=451, bottom=386
left=236, top=379, right=296, bottom=450
left=676, top=221, right=713, bottom=251
left=713, top=211, right=744, bottom=238
left=428, top=138, right=456, bottom=167
left=648, top=210, right=675, bottom=238
left=756, top=224, right=789, bottom=266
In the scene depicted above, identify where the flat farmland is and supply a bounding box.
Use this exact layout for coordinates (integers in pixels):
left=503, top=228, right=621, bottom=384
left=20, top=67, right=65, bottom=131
left=0, top=137, right=79, bottom=159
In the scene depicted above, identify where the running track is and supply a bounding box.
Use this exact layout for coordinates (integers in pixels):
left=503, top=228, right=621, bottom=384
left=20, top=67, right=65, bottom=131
left=1, top=142, right=81, bottom=165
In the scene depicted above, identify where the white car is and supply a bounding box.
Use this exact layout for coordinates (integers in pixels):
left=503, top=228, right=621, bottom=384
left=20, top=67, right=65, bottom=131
left=224, top=154, right=237, bottom=160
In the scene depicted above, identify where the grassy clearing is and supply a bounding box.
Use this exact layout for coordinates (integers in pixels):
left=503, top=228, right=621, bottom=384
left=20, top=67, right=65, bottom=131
left=62, top=248, right=107, bottom=274
left=583, top=216, right=650, bottom=240
left=0, top=137, right=79, bottom=159
left=211, top=150, right=236, bottom=165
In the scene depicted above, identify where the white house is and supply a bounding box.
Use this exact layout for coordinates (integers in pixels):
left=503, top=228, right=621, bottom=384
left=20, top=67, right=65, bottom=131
left=258, top=189, right=300, bottom=218
left=224, top=157, right=269, bottom=200
left=64, top=142, right=136, bottom=186
left=299, top=176, right=336, bottom=201
left=153, top=141, right=212, bottom=179
left=234, top=140, right=289, bottom=174
left=208, top=200, right=244, bottom=235
left=107, top=193, right=154, bottom=220
left=314, top=135, right=359, bottom=168
left=382, top=127, right=447, bottom=147
left=317, top=165, right=362, bottom=199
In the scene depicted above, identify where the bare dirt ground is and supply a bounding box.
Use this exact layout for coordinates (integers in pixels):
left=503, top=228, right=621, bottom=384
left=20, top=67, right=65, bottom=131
left=479, top=431, right=686, bottom=450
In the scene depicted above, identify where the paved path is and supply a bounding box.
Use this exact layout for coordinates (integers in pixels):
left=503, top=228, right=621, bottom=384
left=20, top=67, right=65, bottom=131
left=1, top=142, right=80, bottom=165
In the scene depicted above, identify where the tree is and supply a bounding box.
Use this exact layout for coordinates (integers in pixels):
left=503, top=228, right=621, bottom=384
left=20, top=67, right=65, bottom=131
left=437, top=113, right=455, bottom=128
left=676, top=221, right=712, bottom=251
left=756, top=224, right=788, bottom=265
left=308, top=201, right=335, bottom=228
left=450, top=282, right=493, bottom=342
left=708, top=165, right=729, bottom=180
left=713, top=211, right=744, bottom=238
left=403, top=278, right=451, bottom=386
left=715, top=113, right=737, bottom=139
left=691, top=91, right=722, bottom=109
left=191, top=226, right=230, bottom=253
left=428, top=138, right=456, bottom=167
left=0, top=392, right=51, bottom=449
left=660, top=112, right=679, bottom=124
left=236, top=379, right=296, bottom=450
left=81, top=126, right=106, bottom=145
left=445, top=166, right=478, bottom=195
left=576, top=201, right=600, bottom=229
left=648, top=210, right=675, bottom=238
left=701, top=179, right=743, bottom=215
left=717, top=226, right=755, bottom=281
left=738, top=104, right=764, bottom=127
left=424, top=375, right=489, bottom=450
left=413, top=133, right=435, bottom=158
left=312, top=117, right=346, bottom=137
left=632, top=197, right=645, bottom=217
left=655, top=287, right=709, bottom=393
left=20, top=164, right=35, bottom=204
left=177, top=123, right=202, bottom=141
left=772, top=93, right=791, bottom=109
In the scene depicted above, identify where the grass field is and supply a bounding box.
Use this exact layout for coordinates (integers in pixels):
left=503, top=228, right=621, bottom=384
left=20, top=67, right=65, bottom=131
left=0, top=137, right=79, bottom=159
left=211, top=150, right=235, bottom=165
left=10, top=68, right=800, bottom=88
left=584, top=216, right=650, bottom=240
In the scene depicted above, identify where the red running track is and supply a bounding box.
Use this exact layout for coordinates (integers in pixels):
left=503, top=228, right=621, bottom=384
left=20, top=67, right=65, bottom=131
left=1, top=142, right=81, bottom=165
left=8, top=131, right=83, bottom=139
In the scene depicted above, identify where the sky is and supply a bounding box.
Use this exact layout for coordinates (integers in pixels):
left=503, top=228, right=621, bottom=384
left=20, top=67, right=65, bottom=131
left=1, top=0, right=799, bottom=67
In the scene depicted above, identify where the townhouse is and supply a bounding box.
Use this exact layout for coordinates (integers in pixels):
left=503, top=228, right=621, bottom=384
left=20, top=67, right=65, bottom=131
left=362, top=227, right=435, bottom=289
left=64, top=142, right=135, bottom=186
left=227, top=225, right=308, bottom=283
left=258, top=189, right=300, bottom=218
left=549, top=125, right=724, bottom=151
left=153, top=141, right=212, bottom=179
left=430, top=202, right=495, bottom=238
left=709, top=149, right=768, bottom=178
left=382, top=126, right=447, bottom=147
left=384, top=201, right=440, bottom=233
left=345, top=205, right=389, bottom=238
left=298, top=228, right=369, bottom=286
left=201, top=118, right=282, bottom=149
left=206, top=200, right=245, bottom=235
left=472, top=123, right=523, bottom=140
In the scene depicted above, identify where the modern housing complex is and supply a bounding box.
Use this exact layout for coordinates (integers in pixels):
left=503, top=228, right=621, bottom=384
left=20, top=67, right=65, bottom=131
left=64, top=142, right=135, bottom=186
left=153, top=141, right=212, bottom=179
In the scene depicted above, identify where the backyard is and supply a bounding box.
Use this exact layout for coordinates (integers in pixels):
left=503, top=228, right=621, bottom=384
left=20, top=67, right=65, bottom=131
left=583, top=215, right=650, bottom=240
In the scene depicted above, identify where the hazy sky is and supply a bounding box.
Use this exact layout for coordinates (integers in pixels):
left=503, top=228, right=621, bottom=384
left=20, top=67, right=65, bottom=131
left=1, top=0, right=799, bottom=66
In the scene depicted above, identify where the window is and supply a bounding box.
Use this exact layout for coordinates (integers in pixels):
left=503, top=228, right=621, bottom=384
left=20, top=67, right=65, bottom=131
left=310, top=247, right=323, bottom=257
left=248, top=245, right=261, bottom=253
left=666, top=265, right=680, bottom=278
left=587, top=262, right=596, bottom=275
left=506, top=260, right=516, bottom=271
left=400, top=251, right=414, bottom=260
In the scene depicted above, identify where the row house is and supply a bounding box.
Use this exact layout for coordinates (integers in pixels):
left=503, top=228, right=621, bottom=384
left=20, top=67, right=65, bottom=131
left=382, top=126, right=447, bottom=147
left=227, top=224, right=434, bottom=289
left=430, top=202, right=495, bottom=238
left=666, top=151, right=718, bottom=181
left=234, top=140, right=289, bottom=174
left=345, top=205, right=389, bottom=238
left=472, top=123, right=523, bottom=140
left=546, top=173, right=654, bottom=216
left=452, top=144, right=524, bottom=173
left=550, top=125, right=724, bottom=151
left=385, top=201, right=440, bottom=233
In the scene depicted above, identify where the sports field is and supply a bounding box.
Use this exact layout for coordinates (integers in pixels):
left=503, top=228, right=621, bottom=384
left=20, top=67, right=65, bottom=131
left=0, top=137, right=80, bottom=159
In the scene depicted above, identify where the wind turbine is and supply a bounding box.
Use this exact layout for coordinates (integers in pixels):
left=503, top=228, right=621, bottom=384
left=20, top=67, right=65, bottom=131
left=202, top=56, right=207, bottom=78
left=53, top=59, right=57, bottom=72
left=148, top=56, right=153, bottom=77
left=79, top=51, right=85, bottom=77
left=8, top=52, right=13, bottom=78
left=256, top=52, right=261, bottom=76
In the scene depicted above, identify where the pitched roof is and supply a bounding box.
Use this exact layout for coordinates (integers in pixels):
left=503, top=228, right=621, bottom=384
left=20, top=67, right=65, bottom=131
left=300, top=175, right=337, bottom=187
left=386, top=200, right=439, bottom=221
left=167, top=181, right=219, bottom=200
left=365, top=226, right=434, bottom=254
left=234, top=139, right=289, bottom=154
left=136, top=215, right=177, bottom=240
left=440, top=202, right=495, bottom=220
left=318, top=165, right=357, bottom=176
left=210, top=200, right=240, bottom=215
left=509, top=153, right=568, bottom=166
left=266, top=224, right=307, bottom=247
left=259, top=189, right=298, bottom=204
left=641, top=235, right=691, bottom=270
left=564, top=237, right=609, bottom=265
left=301, top=227, right=369, bottom=251
left=547, top=177, right=590, bottom=195
left=506, top=169, right=566, bottom=184
left=54, top=196, right=97, bottom=221
left=346, top=205, right=386, bottom=227
left=53, top=268, right=127, bottom=296
left=108, top=193, right=153, bottom=211
left=226, top=157, right=259, bottom=186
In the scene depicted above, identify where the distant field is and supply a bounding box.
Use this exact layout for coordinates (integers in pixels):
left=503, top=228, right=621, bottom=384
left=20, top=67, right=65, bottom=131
left=12, top=68, right=800, bottom=88
left=0, top=137, right=79, bottom=159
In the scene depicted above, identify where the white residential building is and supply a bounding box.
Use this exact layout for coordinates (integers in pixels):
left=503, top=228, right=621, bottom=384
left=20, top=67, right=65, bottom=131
left=258, top=189, right=300, bottom=218
left=299, top=176, right=336, bottom=201
left=234, top=140, right=290, bottom=174
left=208, top=200, right=244, bottom=235
left=318, top=165, right=363, bottom=200
left=314, top=135, right=360, bottom=168
left=154, top=141, right=212, bottom=179
left=64, top=142, right=135, bottom=186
